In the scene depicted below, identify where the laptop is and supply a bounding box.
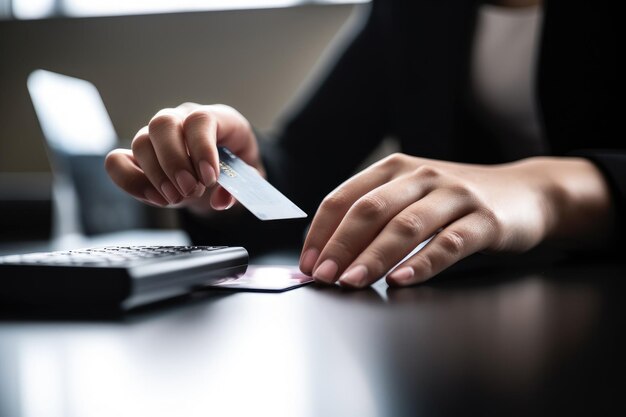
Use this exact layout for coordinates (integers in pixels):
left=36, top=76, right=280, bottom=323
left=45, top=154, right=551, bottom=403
left=27, top=69, right=149, bottom=237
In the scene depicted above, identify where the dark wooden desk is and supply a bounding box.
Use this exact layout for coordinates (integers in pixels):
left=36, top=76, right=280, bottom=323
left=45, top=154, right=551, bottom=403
left=0, top=255, right=622, bottom=417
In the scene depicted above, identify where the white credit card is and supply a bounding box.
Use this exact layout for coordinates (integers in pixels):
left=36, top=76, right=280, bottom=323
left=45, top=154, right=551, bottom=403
left=207, top=265, right=314, bottom=292
left=216, top=147, right=307, bottom=221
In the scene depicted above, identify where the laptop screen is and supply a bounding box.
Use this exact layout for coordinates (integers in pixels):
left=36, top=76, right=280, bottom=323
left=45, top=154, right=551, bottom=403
left=27, top=69, right=117, bottom=155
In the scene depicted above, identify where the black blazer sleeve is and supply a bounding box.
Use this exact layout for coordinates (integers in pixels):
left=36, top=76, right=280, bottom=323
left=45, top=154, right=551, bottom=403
left=539, top=0, right=625, bottom=242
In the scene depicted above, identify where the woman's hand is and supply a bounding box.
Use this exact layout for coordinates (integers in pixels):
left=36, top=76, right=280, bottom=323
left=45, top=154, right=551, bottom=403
left=105, top=103, right=263, bottom=214
left=299, top=154, right=613, bottom=288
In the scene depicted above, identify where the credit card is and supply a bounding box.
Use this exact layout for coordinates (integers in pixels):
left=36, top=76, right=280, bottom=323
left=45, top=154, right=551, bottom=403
left=207, top=265, right=313, bottom=292
left=216, top=146, right=307, bottom=221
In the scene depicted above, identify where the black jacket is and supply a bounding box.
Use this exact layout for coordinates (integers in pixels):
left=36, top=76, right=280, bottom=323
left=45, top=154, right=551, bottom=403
left=183, top=0, right=624, bottom=255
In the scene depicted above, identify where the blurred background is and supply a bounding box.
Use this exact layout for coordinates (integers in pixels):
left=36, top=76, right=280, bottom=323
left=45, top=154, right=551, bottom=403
left=0, top=0, right=369, bottom=246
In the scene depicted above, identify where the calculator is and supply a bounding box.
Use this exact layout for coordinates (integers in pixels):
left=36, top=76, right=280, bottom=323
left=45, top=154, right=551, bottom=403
left=0, top=245, right=248, bottom=310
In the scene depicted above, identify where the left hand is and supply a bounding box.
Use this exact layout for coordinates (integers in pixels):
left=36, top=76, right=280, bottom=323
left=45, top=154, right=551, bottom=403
left=298, top=153, right=613, bottom=288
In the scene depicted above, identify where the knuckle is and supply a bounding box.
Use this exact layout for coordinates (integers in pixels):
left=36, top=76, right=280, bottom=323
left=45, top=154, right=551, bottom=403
left=390, top=212, right=423, bottom=238
left=178, top=101, right=200, bottom=110
left=438, top=230, right=466, bottom=256
left=353, top=194, right=389, bottom=219
left=366, top=247, right=390, bottom=277
left=326, top=238, right=354, bottom=263
left=412, top=255, right=433, bottom=278
left=132, top=126, right=149, bottom=140
left=131, top=133, right=150, bottom=153
left=183, top=109, right=215, bottom=130
left=477, top=207, right=499, bottom=228
left=447, top=183, right=475, bottom=201
left=412, top=164, right=441, bottom=180
left=476, top=207, right=504, bottom=241
left=320, top=191, right=351, bottom=213
left=104, top=150, right=123, bottom=172
left=148, top=113, right=179, bottom=135
left=380, top=152, right=407, bottom=170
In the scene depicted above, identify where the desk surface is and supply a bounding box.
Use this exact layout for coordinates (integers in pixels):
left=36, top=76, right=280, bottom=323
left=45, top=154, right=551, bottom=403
left=0, top=255, right=622, bottom=417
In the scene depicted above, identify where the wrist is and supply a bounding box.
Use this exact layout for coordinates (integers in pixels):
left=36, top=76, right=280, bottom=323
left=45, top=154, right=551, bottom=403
left=521, top=156, right=614, bottom=246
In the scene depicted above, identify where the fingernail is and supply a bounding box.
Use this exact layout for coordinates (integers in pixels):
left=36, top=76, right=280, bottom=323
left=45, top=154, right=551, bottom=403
left=224, top=197, right=236, bottom=210
left=144, top=188, right=166, bottom=206
left=339, top=265, right=369, bottom=287
left=199, top=160, right=216, bottom=187
left=300, top=248, right=319, bottom=274
left=387, top=266, right=415, bottom=283
left=176, top=170, right=198, bottom=196
left=313, top=259, right=339, bottom=283
left=160, top=182, right=181, bottom=204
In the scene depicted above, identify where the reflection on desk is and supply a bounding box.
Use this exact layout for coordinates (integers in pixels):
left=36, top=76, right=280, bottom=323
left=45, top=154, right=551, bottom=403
left=0, top=258, right=622, bottom=417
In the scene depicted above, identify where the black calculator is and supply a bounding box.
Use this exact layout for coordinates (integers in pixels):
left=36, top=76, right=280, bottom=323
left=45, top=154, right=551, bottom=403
left=0, top=245, right=248, bottom=310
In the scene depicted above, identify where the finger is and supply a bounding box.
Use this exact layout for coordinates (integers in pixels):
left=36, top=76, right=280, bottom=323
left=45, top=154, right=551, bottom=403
left=338, top=188, right=475, bottom=288
left=148, top=108, right=202, bottom=197
left=208, top=163, right=267, bottom=211
left=386, top=211, right=498, bottom=286
left=132, top=126, right=183, bottom=205
left=182, top=109, right=220, bottom=188
left=210, top=185, right=236, bottom=210
left=300, top=155, right=410, bottom=275
left=207, top=104, right=259, bottom=166
left=105, top=149, right=168, bottom=207
left=309, top=173, right=433, bottom=283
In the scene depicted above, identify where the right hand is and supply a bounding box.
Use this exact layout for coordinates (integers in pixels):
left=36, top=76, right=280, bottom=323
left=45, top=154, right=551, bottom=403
left=105, top=103, right=264, bottom=214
